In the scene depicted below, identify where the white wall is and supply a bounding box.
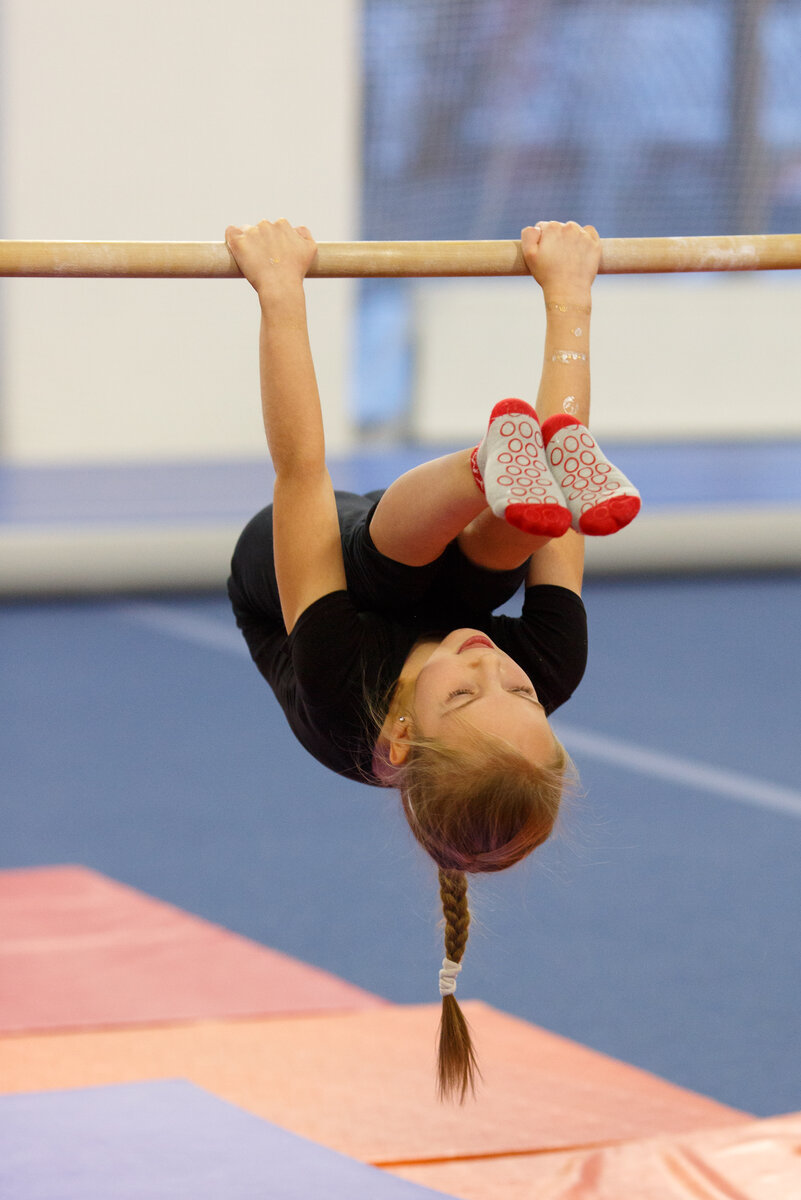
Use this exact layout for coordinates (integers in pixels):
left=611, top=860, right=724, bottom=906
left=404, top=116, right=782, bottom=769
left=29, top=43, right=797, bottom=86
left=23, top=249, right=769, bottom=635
left=0, top=0, right=359, bottom=463
left=413, top=275, right=801, bottom=443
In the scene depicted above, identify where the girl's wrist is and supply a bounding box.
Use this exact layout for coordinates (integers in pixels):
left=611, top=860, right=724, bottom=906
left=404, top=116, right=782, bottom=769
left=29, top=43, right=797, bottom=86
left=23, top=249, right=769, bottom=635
left=258, top=280, right=307, bottom=312
left=542, top=287, right=593, bottom=311
left=541, top=284, right=592, bottom=307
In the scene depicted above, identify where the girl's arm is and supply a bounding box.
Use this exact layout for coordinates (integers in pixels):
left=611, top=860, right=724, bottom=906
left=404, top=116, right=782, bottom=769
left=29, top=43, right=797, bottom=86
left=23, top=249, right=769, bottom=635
left=226, top=220, right=346, bottom=633
left=523, top=219, right=600, bottom=431
left=522, top=221, right=601, bottom=595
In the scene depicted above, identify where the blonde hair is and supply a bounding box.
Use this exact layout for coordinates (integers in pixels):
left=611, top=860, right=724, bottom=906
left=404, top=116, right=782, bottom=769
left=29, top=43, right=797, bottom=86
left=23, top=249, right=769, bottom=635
left=399, top=730, right=570, bottom=1101
left=367, top=672, right=574, bottom=1102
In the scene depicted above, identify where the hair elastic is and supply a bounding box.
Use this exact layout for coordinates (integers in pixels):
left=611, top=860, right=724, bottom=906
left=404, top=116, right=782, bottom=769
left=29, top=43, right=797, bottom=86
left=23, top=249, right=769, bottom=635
left=439, top=957, right=462, bottom=997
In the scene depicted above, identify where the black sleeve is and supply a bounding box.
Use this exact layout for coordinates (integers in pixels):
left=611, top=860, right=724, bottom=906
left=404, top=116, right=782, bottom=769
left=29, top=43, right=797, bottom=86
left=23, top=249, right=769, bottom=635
left=227, top=505, right=286, bottom=668
left=228, top=509, right=370, bottom=696
left=489, top=584, right=588, bottom=714
left=287, top=590, right=367, bottom=702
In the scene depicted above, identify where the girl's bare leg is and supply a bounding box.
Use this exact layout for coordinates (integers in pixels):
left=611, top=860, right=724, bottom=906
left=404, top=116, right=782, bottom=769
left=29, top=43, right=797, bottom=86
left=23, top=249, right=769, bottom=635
left=369, top=448, right=553, bottom=570
left=457, top=509, right=551, bottom=570
left=368, top=450, right=484, bottom=566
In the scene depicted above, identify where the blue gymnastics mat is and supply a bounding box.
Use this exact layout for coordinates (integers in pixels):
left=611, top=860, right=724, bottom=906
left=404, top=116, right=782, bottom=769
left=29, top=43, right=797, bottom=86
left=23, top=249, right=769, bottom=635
left=0, top=1080, right=451, bottom=1200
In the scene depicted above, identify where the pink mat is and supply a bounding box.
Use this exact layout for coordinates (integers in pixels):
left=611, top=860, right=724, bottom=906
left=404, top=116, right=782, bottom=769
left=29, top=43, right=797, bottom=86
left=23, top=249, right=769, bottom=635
left=0, top=1003, right=748, bottom=1164
left=0, top=865, right=383, bottom=1032
left=391, top=1112, right=801, bottom=1198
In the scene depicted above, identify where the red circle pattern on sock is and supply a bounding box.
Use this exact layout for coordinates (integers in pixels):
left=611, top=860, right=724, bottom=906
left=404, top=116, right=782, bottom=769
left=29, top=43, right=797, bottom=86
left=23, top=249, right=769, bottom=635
left=549, top=430, right=621, bottom=514
left=491, top=421, right=564, bottom=506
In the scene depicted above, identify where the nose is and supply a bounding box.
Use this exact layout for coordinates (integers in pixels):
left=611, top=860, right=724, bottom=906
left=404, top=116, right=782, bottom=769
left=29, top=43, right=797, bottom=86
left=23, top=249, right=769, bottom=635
left=465, top=650, right=504, bottom=685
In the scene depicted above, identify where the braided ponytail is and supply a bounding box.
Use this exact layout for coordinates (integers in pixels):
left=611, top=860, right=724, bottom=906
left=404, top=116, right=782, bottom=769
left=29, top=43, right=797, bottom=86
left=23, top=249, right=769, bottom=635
left=437, top=869, right=479, bottom=1102
left=374, top=708, right=574, bottom=1102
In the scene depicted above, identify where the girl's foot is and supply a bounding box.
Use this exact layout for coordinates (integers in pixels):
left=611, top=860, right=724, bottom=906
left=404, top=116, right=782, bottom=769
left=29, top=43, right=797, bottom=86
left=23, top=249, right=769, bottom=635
left=471, top=400, right=571, bottom=538
left=541, top=415, right=641, bottom=536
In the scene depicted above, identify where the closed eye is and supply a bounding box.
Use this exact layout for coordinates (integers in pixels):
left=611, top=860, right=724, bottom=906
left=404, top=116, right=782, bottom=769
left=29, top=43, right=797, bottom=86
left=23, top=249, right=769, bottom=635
left=445, top=685, right=540, bottom=706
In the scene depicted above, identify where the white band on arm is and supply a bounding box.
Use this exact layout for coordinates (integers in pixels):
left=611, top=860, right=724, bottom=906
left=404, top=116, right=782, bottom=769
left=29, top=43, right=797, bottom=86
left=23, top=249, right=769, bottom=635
left=438, top=957, right=462, bottom=997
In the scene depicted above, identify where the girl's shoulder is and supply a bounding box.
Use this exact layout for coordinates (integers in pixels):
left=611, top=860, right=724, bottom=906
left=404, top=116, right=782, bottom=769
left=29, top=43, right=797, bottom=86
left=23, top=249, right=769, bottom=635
left=490, top=585, right=588, bottom=712
left=289, top=590, right=420, bottom=701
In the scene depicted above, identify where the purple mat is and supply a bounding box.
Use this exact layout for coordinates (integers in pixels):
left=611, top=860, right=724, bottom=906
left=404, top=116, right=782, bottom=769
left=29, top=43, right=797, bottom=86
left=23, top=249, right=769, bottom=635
left=0, top=1080, right=453, bottom=1200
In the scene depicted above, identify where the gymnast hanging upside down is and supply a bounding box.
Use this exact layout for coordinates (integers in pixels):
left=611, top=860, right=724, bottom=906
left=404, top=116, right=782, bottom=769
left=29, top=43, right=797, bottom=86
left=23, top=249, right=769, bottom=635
left=225, top=218, right=640, bottom=1101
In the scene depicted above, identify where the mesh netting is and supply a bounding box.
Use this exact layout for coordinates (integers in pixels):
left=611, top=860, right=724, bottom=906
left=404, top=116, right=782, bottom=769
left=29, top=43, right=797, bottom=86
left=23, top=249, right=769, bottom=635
left=362, top=0, right=801, bottom=240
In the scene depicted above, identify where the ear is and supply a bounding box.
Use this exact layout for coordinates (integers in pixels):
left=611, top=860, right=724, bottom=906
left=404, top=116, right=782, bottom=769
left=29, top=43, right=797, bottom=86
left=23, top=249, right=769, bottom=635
left=388, top=719, right=412, bottom=766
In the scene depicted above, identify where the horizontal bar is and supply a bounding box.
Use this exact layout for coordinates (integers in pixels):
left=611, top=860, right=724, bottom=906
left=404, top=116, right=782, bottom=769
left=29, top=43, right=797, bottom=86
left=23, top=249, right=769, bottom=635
left=0, top=234, right=799, bottom=278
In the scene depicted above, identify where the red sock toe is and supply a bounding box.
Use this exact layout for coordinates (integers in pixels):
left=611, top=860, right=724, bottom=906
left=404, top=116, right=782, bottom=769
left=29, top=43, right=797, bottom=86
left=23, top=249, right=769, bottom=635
left=578, top=494, right=641, bottom=536
left=504, top=503, right=572, bottom=539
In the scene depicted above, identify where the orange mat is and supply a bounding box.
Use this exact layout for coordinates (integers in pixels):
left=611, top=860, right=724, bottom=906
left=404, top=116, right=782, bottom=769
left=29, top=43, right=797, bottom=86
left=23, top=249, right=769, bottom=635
left=0, top=1002, right=748, bottom=1164
left=390, top=1112, right=801, bottom=1199
left=0, top=865, right=383, bottom=1032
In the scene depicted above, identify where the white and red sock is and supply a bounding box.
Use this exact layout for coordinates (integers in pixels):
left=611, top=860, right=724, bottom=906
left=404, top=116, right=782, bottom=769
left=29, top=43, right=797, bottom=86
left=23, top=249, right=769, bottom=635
left=471, top=399, right=571, bottom=538
left=541, top=414, right=641, bottom=536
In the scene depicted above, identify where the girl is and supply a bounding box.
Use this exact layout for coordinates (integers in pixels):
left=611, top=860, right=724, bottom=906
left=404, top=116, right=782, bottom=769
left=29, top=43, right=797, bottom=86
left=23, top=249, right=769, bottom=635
left=225, top=219, right=640, bottom=1101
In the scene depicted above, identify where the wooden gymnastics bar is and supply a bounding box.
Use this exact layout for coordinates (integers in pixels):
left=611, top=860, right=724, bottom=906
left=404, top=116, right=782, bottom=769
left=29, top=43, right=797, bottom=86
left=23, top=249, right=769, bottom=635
left=0, top=234, right=800, bottom=278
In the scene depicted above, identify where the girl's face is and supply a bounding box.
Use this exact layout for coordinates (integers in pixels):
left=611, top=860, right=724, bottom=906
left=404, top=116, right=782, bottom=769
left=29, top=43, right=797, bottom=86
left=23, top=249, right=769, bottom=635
left=399, top=629, right=556, bottom=765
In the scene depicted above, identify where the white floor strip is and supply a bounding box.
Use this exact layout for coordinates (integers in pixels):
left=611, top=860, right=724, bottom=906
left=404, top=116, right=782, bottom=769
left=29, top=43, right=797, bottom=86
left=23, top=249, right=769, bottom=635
left=117, top=603, right=249, bottom=658
left=554, top=722, right=801, bottom=819
left=118, top=602, right=801, bottom=820
left=4, top=506, right=801, bottom=595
